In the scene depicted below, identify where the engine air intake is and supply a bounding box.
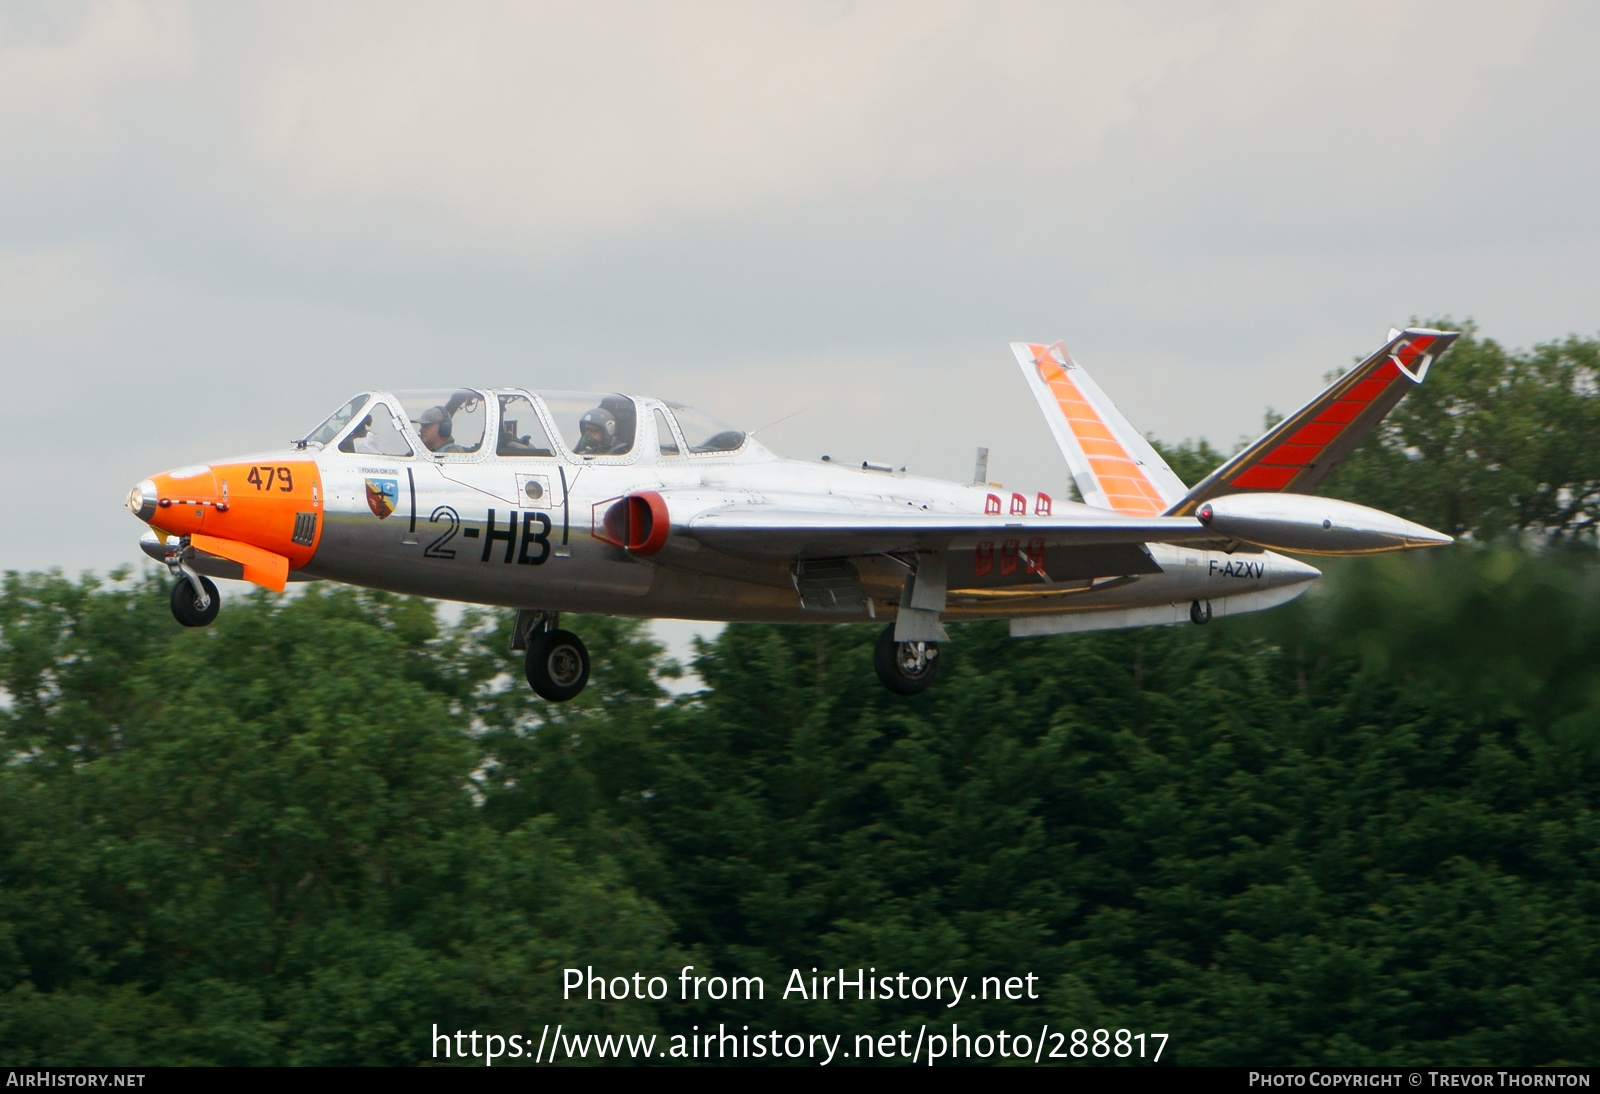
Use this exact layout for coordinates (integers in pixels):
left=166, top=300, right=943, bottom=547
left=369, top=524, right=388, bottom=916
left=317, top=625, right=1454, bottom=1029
left=601, top=491, right=671, bottom=555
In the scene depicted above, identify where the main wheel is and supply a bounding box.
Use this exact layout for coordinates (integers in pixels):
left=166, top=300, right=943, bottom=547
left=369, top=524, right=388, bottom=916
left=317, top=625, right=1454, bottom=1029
left=525, top=628, right=591, bottom=702
left=171, top=576, right=220, bottom=627
left=873, top=624, right=940, bottom=696
left=1190, top=599, right=1212, bottom=625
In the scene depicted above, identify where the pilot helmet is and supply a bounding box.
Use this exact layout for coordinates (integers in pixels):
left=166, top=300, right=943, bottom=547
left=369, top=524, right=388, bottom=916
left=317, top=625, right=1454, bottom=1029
left=579, top=407, right=617, bottom=438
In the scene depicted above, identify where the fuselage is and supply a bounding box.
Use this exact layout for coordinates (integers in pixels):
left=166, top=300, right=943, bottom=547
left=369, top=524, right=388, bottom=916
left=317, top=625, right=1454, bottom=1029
left=132, top=387, right=1320, bottom=626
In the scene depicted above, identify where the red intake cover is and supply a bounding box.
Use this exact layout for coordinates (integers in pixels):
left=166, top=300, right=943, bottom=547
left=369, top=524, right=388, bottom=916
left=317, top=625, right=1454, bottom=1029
left=603, top=491, right=670, bottom=555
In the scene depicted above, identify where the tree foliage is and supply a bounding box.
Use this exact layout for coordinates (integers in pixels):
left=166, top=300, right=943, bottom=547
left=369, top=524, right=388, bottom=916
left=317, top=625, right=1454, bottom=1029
left=3, top=549, right=1597, bottom=1065
left=477, top=549, right=1600, bottom=1066
left=0, top=575, right=677, bottom=1065
left=1150, top=436, right=1230, bottom=491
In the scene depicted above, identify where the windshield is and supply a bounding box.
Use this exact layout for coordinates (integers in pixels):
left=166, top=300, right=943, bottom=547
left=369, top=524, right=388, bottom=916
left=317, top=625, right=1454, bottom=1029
left=338, top=399, right=413, bottom=457
left=302, top=394, right=368, bottom=448
left=664, top=403, right=745, bottom=454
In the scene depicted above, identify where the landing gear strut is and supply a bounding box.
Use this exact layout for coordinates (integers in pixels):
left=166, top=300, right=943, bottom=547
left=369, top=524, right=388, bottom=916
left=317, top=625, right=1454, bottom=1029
left=873, top=624, right=940, bottom=696
left=165, top=538, right=220, bottom=627
left=514, top=611, right=591, bottom=702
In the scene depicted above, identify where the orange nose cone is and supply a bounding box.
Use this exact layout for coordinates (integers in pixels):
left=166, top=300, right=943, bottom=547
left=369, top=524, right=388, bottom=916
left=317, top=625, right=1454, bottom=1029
left=136, top=460, right=325, bottom=578
left=143, top=465, right=220, bottom=537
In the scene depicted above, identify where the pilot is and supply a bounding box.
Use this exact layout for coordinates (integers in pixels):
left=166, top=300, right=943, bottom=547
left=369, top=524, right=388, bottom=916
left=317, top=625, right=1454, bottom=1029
left=347, top=415, right=383, bottom=454
left=418, top=406, right=464, bottom=453
left=574, top=406, right=623, bottom=454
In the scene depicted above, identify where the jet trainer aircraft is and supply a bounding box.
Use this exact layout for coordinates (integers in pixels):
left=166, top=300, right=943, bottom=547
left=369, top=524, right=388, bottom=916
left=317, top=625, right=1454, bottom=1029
left=129, top=329, right=1457, bottom=699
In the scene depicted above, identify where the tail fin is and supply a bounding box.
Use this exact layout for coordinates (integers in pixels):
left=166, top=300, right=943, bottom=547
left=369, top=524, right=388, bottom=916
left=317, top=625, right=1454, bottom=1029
left=1011, top=341, right=1188, bottom=515
left=1165, top=327, right=1459, bottom=516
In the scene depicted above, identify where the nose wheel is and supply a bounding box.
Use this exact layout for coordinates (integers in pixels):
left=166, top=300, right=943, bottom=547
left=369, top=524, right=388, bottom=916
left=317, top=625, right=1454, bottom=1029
left=525, top=628, right=591, bottom=702
left=873, top=624, right=940, bottom=696
left=164, top=538, right=220, bottom=627
left=1190, top=599, right=1212, bottom=625
left=171, top=574, right=220, bottom=627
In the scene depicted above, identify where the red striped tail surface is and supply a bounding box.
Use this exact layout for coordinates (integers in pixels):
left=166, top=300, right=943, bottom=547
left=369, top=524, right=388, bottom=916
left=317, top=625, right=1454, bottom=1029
left=1165, top=328, right=1458, bottom=516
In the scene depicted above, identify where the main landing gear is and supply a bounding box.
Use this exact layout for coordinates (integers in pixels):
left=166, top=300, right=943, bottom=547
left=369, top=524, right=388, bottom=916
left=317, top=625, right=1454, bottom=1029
left=1190, top=599, right=1213, bottom=625
left=514, top=610, right=592, bottom=702
left=873, top=624, right=940, bottom=696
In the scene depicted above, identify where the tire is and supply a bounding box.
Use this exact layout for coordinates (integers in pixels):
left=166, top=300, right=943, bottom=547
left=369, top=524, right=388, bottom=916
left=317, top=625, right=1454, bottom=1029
left=525, top=628, right=591, bottom=702
left=170, top=576, right=220, bottom=627
left=1190, top=599, right=1212, bottom=626
left=873, top=624, right=940, bottom=696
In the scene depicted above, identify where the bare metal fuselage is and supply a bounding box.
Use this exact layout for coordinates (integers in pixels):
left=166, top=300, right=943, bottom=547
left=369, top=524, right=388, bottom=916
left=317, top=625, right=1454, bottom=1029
left=138, top=331, right=1462, bottom=664
left=196, top=404, right=1318, bottom=628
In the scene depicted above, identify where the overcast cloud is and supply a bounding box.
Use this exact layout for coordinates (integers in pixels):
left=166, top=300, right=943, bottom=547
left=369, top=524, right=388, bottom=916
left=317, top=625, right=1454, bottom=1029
left=3, top=0, right=1598, bottom=579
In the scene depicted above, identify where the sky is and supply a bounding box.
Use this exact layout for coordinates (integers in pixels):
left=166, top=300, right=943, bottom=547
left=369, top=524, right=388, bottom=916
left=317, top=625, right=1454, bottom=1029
left=4, top=0, right=1600, bottom=590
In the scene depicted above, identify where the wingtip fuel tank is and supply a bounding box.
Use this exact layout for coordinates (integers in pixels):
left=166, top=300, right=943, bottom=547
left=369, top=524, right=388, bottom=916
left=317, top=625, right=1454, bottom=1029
left=1196, top=493, right=1452, bottom=555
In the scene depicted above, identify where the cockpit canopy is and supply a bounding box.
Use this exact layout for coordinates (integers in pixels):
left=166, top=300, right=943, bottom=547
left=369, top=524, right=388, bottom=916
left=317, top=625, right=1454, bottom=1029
left=663, top=402, right=746, bottom=453
left=542, top=393, right=638, bottom=456
left=302, top=395, right=367, bottom=448
left=301, top=389, right=749, bottom=459
left=395, top=390, right=488, bottom=455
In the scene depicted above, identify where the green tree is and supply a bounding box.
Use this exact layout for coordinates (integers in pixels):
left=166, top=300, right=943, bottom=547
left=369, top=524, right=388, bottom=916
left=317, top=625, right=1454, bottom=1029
left=0, top=573, right=678, bottom=1065
left=476, top=549, right=1600, bottom=1066
left=1151, top=437, right=1230, bottom=489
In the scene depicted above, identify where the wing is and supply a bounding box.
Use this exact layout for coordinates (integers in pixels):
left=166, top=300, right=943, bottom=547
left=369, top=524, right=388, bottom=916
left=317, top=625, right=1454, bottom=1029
left=1011, top=341, right=1189, bottom=514
left=1166, top=328, right=1459, bottom=516
left=681, top=505, right=1209, bottom=560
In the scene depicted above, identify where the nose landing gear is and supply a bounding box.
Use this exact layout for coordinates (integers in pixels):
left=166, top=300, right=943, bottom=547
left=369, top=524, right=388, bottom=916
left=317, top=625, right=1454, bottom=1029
left=165, top=539, right=220, bottom=627
left=873, top=624, right=940, bottom=696
left=1190, top=599, right=1213, bottom=625
left=512, top=609, right=591, bottom=702
left=171, top=574, right=220, bottom=627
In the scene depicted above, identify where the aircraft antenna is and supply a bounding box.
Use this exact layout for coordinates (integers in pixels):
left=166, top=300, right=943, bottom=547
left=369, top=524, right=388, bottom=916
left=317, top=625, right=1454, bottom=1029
left=748, top=406, right=810, bottom=437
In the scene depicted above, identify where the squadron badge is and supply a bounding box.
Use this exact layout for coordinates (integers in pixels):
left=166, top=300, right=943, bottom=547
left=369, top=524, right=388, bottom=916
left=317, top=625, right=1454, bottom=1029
left=365, top=478, right=399, bottom=520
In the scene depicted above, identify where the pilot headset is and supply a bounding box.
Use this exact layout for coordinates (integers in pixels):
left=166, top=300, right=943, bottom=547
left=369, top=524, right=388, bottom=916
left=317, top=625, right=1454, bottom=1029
left=421, top=407, right=453, bottom=439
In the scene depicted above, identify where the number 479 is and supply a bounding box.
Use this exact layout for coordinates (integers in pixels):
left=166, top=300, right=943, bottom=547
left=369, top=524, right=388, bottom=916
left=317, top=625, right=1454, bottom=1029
left=247, top=466, right=293, bottom=492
